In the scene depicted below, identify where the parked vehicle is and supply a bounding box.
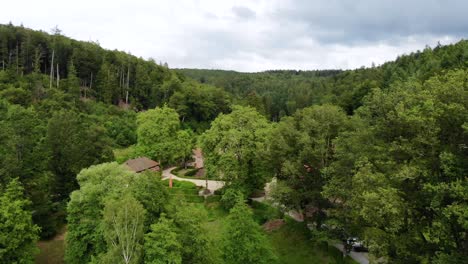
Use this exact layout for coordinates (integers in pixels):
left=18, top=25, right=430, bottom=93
left=347, top=237, right=369, bottom=252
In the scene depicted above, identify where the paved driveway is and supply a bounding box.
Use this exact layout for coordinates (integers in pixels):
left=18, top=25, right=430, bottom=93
left=162, top=167, right=224, bottom=191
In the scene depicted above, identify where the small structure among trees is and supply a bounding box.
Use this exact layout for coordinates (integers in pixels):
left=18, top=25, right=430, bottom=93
left=125, top=157, right=160, bottom=173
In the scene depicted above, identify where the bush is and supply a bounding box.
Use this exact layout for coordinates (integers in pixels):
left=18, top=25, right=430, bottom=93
left=220, top=188, right=245, bottom=210
left=168, top=187, right=199, bottom=196
left=205, top=195, right=221, bottom=203
left=113, top=145, right=138, bottom=164
left=213, top=187, right=225, bottom=195
left=185, top=168, right=199, bottom=176
left=250, top=201, right=282, bottom=224
left=184, top=195, right=205, bottom=203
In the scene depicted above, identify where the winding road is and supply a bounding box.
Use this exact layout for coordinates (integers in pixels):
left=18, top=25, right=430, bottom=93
left=162, top=167, right=224, bottom=192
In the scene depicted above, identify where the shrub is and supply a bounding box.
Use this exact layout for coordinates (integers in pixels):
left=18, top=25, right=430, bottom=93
left=220, top=188, right=245, bottom=211
left=205, top=195, right=221, bottom=203
left=184, top=195, right=205, bottom=203
left=168, top=187, right=199, bottom=196
left=251, top=201, right=282, bottom=224
left=185, top=168, right=199, bottom=176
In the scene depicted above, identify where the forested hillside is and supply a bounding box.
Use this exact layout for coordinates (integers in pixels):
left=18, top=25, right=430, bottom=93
left=0, top=23, right=230, bottom=240
left=178, top=40, right=468, bottom=119
left=0, top=24, right=467, bottom=264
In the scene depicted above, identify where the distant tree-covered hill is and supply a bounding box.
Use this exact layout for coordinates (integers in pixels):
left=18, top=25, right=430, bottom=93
left=178, top=40, right=468, bottom=119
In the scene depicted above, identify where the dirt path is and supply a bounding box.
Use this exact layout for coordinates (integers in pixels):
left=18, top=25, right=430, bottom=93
left=162, top=167, right=224, bottom=191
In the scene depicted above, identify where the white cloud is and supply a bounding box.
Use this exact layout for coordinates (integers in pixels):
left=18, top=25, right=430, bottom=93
left=2, top=0, right=465, bottom=72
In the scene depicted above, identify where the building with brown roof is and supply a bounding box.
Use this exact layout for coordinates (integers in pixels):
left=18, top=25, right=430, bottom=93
left=125, top=157, right=160, bottom=173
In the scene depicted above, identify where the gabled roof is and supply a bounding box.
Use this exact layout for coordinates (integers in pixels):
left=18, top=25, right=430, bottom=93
left=125, top=157, right=160, bottom=173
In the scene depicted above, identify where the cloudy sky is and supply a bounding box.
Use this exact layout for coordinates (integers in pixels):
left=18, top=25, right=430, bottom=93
left=3, top=0, right=467, bottom=72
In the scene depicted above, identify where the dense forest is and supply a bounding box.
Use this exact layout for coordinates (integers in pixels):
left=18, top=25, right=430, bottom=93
left=0, top=23, right=467, bottom=264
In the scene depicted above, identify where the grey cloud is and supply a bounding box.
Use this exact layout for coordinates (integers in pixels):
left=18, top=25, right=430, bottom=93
left=5, top=0, right=465, bottom=71
left=232, top=6, right=256, bottom=20
left=272, top=0, right=468, bottom=45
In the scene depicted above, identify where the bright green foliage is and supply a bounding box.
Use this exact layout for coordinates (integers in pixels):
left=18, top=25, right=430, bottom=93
left=137, top=106, right=193, bottom=165
left=131, top=171, right=170, bottom=227
left=101, top=195, right=146, bottom=264
left=144, top=214, right=182, bottom=264
left=201, top=106, right=272, bottom=194
left=66, top=163, right=171, bottom=263
left=220, top=188, right=245, bottom=210
left=66, top=163, right=137, bottom=263
left=173, top=205, right=214, bottom=264
left=0, top=179, right=40, bottom=263
left=223, top=201, right=277, bottom=264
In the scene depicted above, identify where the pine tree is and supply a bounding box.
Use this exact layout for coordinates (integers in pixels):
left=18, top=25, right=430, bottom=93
left=66, top=59, right=80, bottom=98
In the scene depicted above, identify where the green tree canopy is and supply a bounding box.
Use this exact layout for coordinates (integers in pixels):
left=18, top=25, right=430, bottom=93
left=201, top=106, right=272, bottom=194
left=136, top=105, right=193, bottom=166
left=223, top=201, right=277, bottom=264
left=144, top=214, right=182, bottom=264
left=0, top=179, right=40, bottom=263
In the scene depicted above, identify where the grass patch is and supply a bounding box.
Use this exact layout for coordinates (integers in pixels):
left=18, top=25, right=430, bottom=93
left=162, top=179, right=198, bottom=189
left=268, top=219, right=358, bottom=264
left=35, top=226, right=67, bottom=264
left=172, top=167, right=202, bottom=178
left=36, top=240, right=65, bottom=264
left=268, top=219, right=327, bottom=264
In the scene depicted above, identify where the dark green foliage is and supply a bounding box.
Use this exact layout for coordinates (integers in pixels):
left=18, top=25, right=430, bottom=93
left=250, top=201, right=282, bottom=224
left=178, top=40, right=468, bottom=119
left=46, top=110, right=114, bottom=199
left=1, top=23, right=467, bottom=263
left=184, top=168, right=200, bottom=176
left=168, top=80, right=231, bottom=132
left=321, top=70, right=468, bottom=262
left=205, top=195, right=222, bottom=203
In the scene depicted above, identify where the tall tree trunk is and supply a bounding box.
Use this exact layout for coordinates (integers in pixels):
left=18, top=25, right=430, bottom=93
left=56, top=63, right=60, bottom=88
left=16, top=41, right=19, bottom=74
left=49, top=50, right=54, bottom=89
left=126, top=66, right=130, bottom=104
left=90, top=72, right=93, bottom=92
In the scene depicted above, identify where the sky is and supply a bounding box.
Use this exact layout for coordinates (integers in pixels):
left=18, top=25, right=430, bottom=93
left=3, top=0, right=467, bottom=72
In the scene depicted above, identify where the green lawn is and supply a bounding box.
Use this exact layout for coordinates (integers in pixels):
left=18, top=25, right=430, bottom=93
left=268, top=219, right=358, bottom=264
left=34, top=197, right=357, bottom=264
left=199, top=201, right=358, bottom=264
